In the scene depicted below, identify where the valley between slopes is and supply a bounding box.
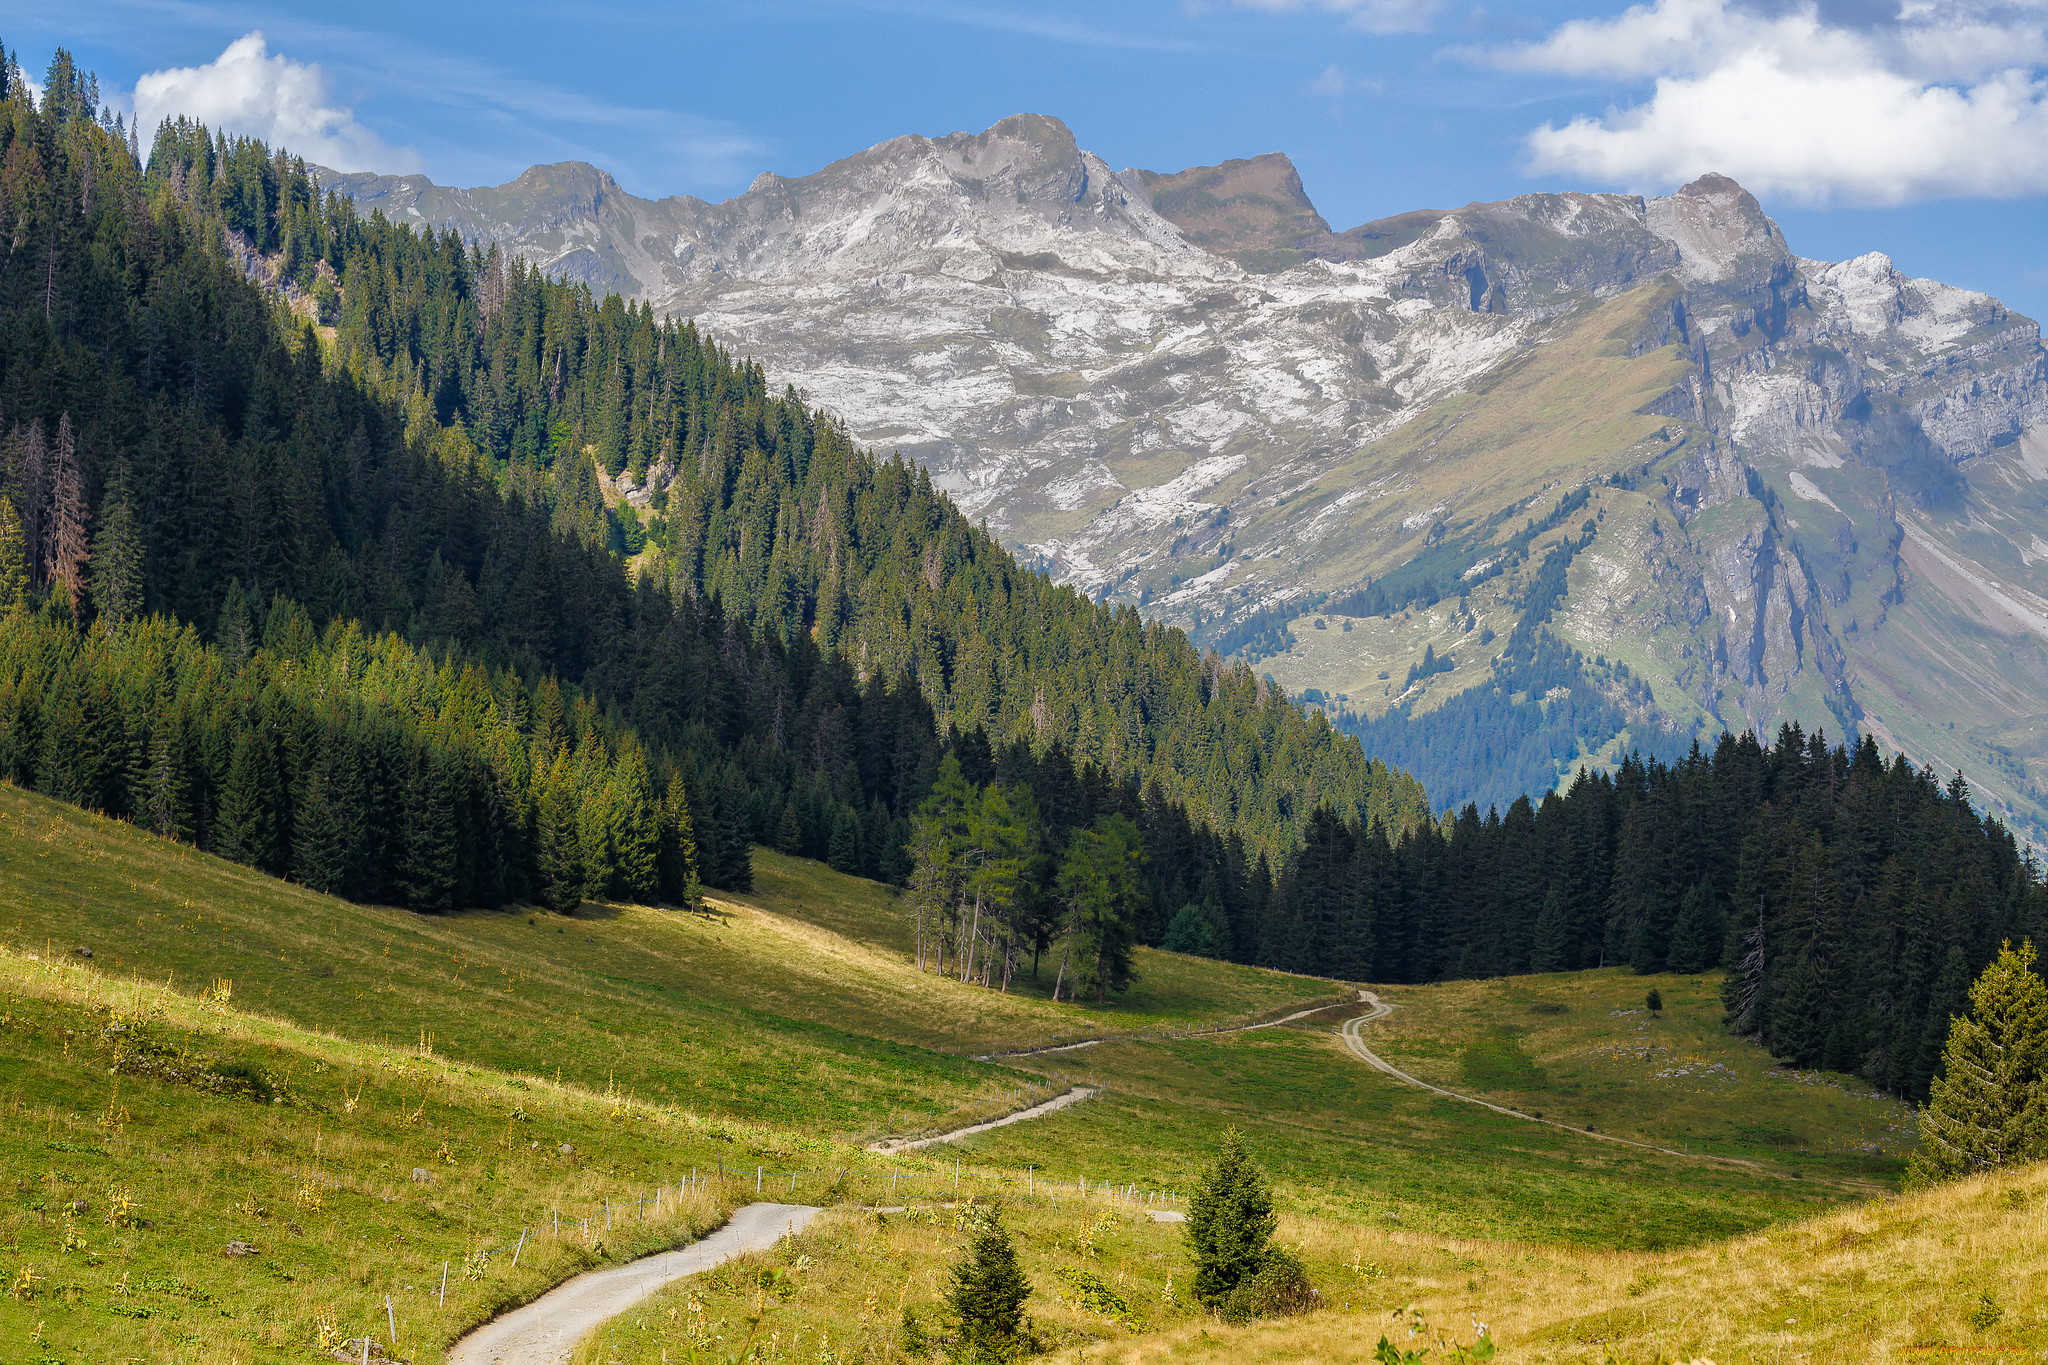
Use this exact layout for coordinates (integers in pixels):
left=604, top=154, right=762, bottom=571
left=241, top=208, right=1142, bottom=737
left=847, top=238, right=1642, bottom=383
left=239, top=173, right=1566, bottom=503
left=0, top=781, right=1974, bottom=1364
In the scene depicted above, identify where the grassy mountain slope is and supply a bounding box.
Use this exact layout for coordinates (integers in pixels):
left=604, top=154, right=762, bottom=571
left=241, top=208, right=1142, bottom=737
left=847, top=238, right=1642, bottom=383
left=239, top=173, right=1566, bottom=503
left=0, top=778, right=1893, bottom=1242
left=0, top=788, right=2000, bottom=1363
left=0, top=783, right=1328, bottom=1138
left=1359, top=972, right=1910, bottom=1175
left=0, top=940, right=750, bottom=1361
left=1233, top=281, right=1693, bottom=609
left=1250, top=285, right=1703, bottom=798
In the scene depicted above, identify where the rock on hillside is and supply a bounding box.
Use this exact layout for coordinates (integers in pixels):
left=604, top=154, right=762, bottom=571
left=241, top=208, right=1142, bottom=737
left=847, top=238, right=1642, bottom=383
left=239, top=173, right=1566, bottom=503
left=317, top=118, right=2048, bottom=839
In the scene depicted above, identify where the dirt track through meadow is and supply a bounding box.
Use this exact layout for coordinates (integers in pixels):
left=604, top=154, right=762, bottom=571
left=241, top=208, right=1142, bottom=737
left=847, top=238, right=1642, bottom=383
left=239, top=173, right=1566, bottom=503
left=455, top=987, right=1811, bottom=1363
left=443, top=1203, right=819, bottom=1365
left=1339, top=992, right=1779, bottom=1172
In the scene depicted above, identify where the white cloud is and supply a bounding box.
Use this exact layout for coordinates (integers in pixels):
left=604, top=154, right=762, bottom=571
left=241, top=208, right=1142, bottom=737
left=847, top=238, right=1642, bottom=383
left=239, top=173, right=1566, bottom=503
left=1237, top=0, right=1443, bottom=36
left=133, top=32, right=416, bottom=173
left=1489, top=0, right=2048, bottom=205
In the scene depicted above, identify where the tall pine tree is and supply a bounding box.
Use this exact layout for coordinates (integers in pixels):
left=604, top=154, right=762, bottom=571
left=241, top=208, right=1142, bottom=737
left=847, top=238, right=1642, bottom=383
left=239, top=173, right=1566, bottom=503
left=946, top=1208, right=1033, bottom=1360
left=1908, top=941, right=2048, bottom=1185
left=214, top=728, right=282, bottom=873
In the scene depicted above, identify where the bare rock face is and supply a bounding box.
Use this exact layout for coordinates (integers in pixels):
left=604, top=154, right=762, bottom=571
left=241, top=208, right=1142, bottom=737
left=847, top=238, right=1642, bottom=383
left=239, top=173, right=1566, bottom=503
left=318, top=127, right=2048, bottom=840
left=1126, top=152, right=1355, bottom=273
left=1645, top=174, right=1787, bottom=286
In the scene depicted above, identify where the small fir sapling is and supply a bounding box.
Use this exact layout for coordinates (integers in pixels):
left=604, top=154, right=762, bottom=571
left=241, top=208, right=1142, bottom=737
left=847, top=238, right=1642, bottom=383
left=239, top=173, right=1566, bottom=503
left=946, top=1206, right=1033, bottom=1359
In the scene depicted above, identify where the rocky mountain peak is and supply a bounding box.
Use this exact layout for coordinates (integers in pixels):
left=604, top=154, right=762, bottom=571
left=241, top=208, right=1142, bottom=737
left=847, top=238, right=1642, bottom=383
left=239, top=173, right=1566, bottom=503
left=1127, top=152, right=1335, bottom=271
left=1645, top=172, right=1788, bottom=285
left=1676, top=172, right=1743, bottom=200
left=933, top=112, right=1088, bottom=203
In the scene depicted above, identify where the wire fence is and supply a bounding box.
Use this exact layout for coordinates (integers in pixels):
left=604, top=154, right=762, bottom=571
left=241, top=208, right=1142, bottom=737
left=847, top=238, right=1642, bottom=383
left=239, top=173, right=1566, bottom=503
left=462, top=1157, right=1189, bottom=1273
left=334, top=1159, right=1190, bottom=1358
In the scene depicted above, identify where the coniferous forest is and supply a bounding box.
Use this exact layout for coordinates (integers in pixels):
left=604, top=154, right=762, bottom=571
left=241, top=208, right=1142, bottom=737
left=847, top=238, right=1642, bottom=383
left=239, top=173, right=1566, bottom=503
left=0, top=49, right=1420, bottom=916
left=0, top=46, right=2042, bottom=1106
left=1258, top=728, right=2048, bottom=1101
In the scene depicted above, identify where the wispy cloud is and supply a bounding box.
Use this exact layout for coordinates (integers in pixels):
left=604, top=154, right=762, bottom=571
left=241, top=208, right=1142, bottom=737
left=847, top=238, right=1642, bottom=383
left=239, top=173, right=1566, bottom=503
left=9, top=1, right=769, bottom=190
left=197, top=14, right=769, bottom=189
left=811, top=0, right=1220, bottom=53
left=1308, top=62, right=1383, bottom=98
left=1236, top=0, right=1442, bottom=37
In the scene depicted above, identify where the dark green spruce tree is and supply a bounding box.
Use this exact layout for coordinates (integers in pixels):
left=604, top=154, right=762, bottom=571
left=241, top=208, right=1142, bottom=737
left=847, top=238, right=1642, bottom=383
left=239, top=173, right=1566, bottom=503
left=946, top=1208, right=1033, bottom=1361
left=397, top=750, right=460, bottom=913
left=214, top=728, right=283, bottom=873
left=1186, top=1127, right=1278, bottom=1307
left=1666, top=880, right=1723, bottom=973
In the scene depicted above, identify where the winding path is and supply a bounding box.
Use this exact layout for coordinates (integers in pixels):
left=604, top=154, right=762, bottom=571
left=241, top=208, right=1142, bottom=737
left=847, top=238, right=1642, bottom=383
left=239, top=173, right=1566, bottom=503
left=892, top=989, right=1779, bottom=1172
left=445, top=1203, right=820, bottom=1365
left=1339, top=991, right=1770, bottom=1170
left=867, top=1086, right=1101, bottom=1154
left=453, top=984, right=1830, bottom=1365
left=872, top=992, right=1363, bottom=1152
left=978, top=992, right=1361, bottom=1061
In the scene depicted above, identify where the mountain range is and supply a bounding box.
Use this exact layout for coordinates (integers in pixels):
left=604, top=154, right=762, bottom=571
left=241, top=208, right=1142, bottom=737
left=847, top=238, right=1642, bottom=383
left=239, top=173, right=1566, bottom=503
left=316, top=115, right=2048, bottom=838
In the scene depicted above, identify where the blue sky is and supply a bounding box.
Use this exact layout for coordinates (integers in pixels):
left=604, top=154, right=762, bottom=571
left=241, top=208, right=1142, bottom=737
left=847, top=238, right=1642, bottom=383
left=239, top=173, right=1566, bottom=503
left=10, top=0, right=2048, bottom=316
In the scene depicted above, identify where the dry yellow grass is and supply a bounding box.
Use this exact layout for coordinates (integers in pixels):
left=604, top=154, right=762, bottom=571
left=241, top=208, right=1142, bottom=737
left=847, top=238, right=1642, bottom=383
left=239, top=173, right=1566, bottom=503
left=1073, top=1162, right=2048, bottom=1362
left=573, top=1198, right=1203, bottom=1364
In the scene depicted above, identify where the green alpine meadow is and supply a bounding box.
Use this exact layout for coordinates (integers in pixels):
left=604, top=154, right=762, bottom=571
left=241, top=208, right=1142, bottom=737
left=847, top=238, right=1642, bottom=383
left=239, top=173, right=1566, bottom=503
left=3, top=28, right=2048, bottom=1364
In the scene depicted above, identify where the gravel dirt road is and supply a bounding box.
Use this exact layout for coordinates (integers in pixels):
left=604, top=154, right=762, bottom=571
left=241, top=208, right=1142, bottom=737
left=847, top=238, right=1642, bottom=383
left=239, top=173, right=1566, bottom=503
left=444, top=1202, right=820, bottom=1365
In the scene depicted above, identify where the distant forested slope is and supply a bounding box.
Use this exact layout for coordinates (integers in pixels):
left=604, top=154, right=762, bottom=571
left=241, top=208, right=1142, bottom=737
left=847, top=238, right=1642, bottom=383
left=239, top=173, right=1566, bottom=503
left=1335, top=533, right=1699, bottom=816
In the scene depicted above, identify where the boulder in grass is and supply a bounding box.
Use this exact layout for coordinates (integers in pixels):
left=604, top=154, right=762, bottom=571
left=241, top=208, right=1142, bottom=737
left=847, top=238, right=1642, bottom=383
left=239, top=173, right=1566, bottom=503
left=411, top=1167, right=434, bottom=1184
